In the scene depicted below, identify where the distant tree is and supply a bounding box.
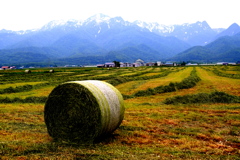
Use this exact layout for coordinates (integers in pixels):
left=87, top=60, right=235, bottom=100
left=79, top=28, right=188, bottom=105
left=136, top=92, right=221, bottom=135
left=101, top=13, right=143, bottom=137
left=181, top=61, right=186, bottom=66
left=113, top=61, right=120, bottom=67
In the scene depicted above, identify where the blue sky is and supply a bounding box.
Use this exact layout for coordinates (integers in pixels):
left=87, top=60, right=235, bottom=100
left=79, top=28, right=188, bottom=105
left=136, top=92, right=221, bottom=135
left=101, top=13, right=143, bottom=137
left=0, top=0, right=239, bottom=30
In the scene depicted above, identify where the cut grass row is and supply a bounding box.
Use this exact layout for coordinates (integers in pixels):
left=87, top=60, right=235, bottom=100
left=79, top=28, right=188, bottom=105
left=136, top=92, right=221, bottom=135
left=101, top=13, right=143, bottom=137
left=202, top=66, right=240, bottom=79
left=0, top=67, right=180, bottom=103
left=122, top=67, right=201, bottom=99
left=164, top=91, right=240, bottom=104
left=108, top=68, right=184, bottom=86
left=0, top=67, right=172, bottom=85
left=0, top=67, right=185, bottom=103
left=1, top=66, right=239, bottom=104
left=0, top=83, right=52, bottom=94
left=117, top=67, right=191, bottom=95
left=124, top=66, right=240, bottom=105
left=196, top=67, right=240, bottom=96
left=0, top=82, right=45, bottom=89
left=1, top=66, right=240, bottom=159
left=212, top=68, right=240, bottom=79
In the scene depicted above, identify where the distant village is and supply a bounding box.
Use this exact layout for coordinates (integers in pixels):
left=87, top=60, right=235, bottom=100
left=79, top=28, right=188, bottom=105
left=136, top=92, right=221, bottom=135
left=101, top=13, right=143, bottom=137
left=95, top=59, right=240, bottom=68
left=1, top=59, right=240, bottom=70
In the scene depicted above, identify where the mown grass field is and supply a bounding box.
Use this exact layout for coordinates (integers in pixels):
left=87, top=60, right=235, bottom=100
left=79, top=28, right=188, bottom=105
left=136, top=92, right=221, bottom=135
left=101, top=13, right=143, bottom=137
left=0, top=66, right=240, bottom=159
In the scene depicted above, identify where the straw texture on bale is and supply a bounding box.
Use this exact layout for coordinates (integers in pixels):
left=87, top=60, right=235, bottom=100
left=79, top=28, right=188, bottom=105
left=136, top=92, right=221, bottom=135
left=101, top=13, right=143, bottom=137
left=44, top=80, right=125, bottom=143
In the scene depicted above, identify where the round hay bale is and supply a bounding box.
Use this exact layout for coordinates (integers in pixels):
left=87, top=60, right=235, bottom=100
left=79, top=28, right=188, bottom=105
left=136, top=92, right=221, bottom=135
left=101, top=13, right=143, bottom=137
left=25, top=70, right=31, bottom=73
left=44, top=80, right=125, bottom=143
left=49, top=69, right=54, bottom=73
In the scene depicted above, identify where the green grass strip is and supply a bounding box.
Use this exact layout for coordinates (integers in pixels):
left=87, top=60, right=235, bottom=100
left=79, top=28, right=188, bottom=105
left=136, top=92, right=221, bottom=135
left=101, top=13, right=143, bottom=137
left=163, top=91, right=240, bottom=104
left=212, top=69, right=240, bottom=79
left=123, top=67, right=201, bottom=99
left=0, top=96, right=47, bottom=103
left=106, top=69, right=178, bottom=86
left=0, top=83, right=53, bottom=94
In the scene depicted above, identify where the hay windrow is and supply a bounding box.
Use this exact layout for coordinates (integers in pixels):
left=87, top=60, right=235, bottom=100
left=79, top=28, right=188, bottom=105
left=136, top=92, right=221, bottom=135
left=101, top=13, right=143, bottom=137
left=44, top=80, right=125, bottom=143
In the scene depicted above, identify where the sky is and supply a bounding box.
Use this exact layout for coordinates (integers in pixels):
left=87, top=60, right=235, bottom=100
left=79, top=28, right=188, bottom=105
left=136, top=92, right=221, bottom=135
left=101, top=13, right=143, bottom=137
left=0, top=0, right=239, bottom=31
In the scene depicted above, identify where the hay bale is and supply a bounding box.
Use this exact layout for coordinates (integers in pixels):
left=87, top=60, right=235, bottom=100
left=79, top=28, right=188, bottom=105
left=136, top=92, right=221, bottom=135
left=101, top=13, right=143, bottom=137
left=25, top=70, right=31, bottom=73
left=44, top=80, right=125, bottom=143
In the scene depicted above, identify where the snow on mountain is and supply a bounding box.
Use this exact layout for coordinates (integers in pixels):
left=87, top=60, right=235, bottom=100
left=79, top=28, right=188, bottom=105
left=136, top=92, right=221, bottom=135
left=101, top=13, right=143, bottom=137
left=1, top=14, right=231, bottom=47
left=1, top=13, right=225, bottom=41
left=36, top=14, right=223, bottom=46
left=40, top=19, right=84, bottom=31
left=41, top=20, right=67, bottom=30
left=133, top=20, right=214, bottom=37
left=0, top=29, right=35, bottom=35
left=82, top=14, right=131, bottom=30
left=22, top=14, right=217, bottom=39
left=133, top=20, right=174, bottom=33
left=84, top=13, right=111, bottom=24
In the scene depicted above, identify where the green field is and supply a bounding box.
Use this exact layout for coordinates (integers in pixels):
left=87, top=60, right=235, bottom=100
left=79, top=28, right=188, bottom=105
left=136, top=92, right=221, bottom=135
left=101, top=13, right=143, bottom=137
left=0, top=66, right=240, bottom=159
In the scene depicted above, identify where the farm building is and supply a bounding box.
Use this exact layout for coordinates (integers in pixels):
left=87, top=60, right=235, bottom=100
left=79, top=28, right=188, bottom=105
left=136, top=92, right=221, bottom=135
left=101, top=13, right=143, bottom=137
left=1, top=66, right=10, bottom=70
left=146, top=62, right=155, bottom=66
left=119, top=62, right=133, bottom=67
left=119, top=62, right=126, bottom=67
left=135, top=59, right=145, bottom=66
left=156, top=61, right=162, bottom=66
left=125, top=62, right=133, bottom=67
left=216, top=62, right=237, bottom=65
left=97, top=64, right=105, bottom=68
left=105, top=62, right=115, bottom=67
left=132, top=63, right=141, bottom=67
left=227, top=63, right=236, bottom=65
left=165, top=62, right=177, bottom=66
left=186, top=63, right=198, bottom=66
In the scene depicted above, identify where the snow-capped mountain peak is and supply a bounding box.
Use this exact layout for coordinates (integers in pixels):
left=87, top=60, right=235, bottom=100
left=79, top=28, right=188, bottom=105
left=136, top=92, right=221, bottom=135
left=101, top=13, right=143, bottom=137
left=85, top=13, right=111, bottom=24
left=34, top=14, right=228, bottom=46
left=133, top=20, right=174, bottom=33
left=41, top=20, right=68, bottom=29
left=41, top=19, right=84, bottom=31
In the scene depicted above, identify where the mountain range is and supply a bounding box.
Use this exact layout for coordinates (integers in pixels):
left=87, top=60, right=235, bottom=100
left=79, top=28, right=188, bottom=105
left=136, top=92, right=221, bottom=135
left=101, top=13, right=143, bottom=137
left=0, top=13, right=240, bottom=66
left=169, top=31, right=240, bottom=62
